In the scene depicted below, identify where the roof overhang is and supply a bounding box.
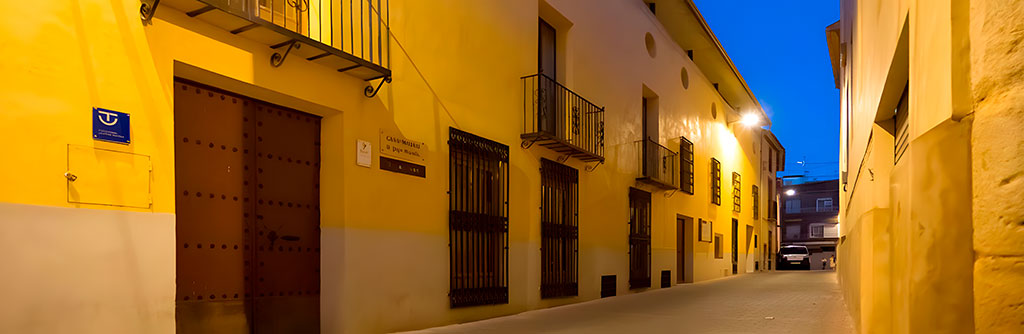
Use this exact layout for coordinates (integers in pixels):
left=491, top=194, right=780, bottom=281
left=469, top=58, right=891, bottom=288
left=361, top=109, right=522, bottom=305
left=762, top=129, right=786, bottom=172
left=826, top=21, right=841, bottom=89
left=671, top=0, right=770, bottom=126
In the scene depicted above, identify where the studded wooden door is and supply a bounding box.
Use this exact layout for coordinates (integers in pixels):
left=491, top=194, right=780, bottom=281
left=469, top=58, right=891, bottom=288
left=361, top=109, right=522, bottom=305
left=175, top=80, right=320, bottom=334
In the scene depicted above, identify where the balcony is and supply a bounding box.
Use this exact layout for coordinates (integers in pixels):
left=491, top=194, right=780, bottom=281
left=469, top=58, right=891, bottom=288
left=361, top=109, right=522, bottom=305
left=157, top=0, right=390, bottom=81
left=635, top=138, right=678, bottom=190
left=784, top=206, right=839, bottom=215
left=521, top=74, right=605, bottom=163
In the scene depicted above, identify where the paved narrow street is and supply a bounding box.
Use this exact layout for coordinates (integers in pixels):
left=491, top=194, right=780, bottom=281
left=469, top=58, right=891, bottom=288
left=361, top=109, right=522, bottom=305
left=401, top=271, right=855, bottom=334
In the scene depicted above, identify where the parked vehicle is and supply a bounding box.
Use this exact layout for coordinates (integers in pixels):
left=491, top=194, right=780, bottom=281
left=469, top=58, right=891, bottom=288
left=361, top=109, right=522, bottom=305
left=778, top=245, right=811, bottom=270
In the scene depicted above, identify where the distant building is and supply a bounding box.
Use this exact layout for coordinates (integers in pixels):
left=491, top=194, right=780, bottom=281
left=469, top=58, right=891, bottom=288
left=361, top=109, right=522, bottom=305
left=779, top=180, right=839, bottom=256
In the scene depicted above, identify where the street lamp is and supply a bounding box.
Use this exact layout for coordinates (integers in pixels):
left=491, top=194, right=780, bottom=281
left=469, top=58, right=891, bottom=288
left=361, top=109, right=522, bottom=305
left=785, top=189, right=796, bottom=196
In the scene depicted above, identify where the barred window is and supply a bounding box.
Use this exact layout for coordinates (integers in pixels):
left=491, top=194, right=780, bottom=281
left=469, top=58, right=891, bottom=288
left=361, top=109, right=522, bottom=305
left=752, top=185, right=760, bottom=219
left=732, top=172, right=741, bottom=213
left=628, top=187, right=651, bottom=289
left=541, top=159, right=578, bottom=298
left=448, top=128, right=509, bottom=308
left=680, top=136, right=694, bottom=194
left=711, top=158, right=721, bottom=205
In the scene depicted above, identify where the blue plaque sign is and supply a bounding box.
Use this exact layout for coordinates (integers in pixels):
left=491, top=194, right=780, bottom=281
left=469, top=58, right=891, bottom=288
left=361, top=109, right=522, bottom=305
left=92, top=107, right=130, bottom=144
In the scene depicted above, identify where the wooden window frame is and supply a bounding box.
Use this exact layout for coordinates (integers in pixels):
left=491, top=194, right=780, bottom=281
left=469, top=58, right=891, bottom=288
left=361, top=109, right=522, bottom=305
left=679, top=136, right=694, bottom=194
left=714, top=234, right=724, bottom=259
left=732, top=172, right=741, bottom=213
left=752, top=185, right=760, bottom=219
left=711, top=158, right=721, bottom=205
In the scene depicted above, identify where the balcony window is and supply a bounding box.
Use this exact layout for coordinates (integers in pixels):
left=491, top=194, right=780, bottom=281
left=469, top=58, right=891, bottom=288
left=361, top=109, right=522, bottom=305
left=786, top=199, right=800, bottom=214
left=811, top=225, right=825, bottom=238
left=636, top=138, right=678, bottom=189
left=816, top=198, right=833, bottom=212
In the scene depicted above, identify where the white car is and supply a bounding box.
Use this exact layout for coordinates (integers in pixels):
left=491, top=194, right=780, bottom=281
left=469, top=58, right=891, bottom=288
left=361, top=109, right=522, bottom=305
left=778, top=245, right=811, bottom=270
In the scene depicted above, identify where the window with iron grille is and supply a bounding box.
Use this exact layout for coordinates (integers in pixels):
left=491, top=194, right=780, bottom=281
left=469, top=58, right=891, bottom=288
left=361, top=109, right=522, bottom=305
left=732, top=172, right=741, bottom=213
left=752, top=185, right=760, bottom=219
left=541, top=158, right=578, bottom=298
left=711, top=158, right=721, bottom=205
left=811, top=225, right=825, bottom=238
left=628, top=187, right=651, bottom=289
left=448, top=128, right=509, bottom=308
left=680, top=136, right=694, bottom=194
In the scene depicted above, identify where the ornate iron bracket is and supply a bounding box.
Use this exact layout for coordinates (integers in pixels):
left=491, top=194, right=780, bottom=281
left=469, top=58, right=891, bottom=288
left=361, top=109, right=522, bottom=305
left=270, top=41, right=300, bottom=67
left=364, top=76, right=392, bottom=98
left=664, top=188, right=678, bottom=198
left=556, top=154, right=570, bottom=164
left=521, top=136, right=542, bottom=149
left=584, top=160, right=604, bottom=172
left=140, top=0, right=160, bottom=23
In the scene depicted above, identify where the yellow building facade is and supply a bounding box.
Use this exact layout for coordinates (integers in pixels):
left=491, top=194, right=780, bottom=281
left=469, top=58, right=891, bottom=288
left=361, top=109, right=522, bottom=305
left=828, top=0, right=1024, bottom=333
left=0, top=0, right=783, bottom=333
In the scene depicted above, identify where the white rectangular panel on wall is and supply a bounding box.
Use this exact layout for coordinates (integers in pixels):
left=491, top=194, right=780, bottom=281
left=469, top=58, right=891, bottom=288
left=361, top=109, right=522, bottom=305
left=67, top=144, right=152, bottom=208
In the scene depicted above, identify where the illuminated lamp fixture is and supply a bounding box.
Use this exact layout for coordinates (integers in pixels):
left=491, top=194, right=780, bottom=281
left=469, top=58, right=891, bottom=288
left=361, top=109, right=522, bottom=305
left=727, top=111, right=762, bottom=127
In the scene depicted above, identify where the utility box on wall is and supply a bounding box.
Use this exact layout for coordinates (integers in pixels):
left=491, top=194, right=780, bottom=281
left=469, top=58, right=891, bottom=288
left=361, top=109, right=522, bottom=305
left=66, top=145, right=152, bottom=208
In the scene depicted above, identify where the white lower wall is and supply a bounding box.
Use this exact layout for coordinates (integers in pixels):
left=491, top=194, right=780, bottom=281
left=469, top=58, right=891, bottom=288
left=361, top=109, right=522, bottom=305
left=0, top=203, right=175, bottom=334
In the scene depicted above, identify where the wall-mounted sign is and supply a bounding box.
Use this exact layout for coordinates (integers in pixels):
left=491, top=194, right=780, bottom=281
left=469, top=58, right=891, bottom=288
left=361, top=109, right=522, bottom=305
left=699, top=219, right=713, bottom=242
left=92, top=107, right=130, bottom=144
left=356, top=140, right=372, bottom=167
left=380, top=130, right=426, bottom=163
left=380, top=156, right=426, bottom=178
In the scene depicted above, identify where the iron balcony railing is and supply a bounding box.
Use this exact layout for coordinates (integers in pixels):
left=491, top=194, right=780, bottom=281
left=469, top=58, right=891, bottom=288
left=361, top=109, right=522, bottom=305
left=636, top=138, right=678, bottom=190
left=521, top=74, right=605, bottom=162
left=784, top=206, right=840, bottom=215
left=161, top=0, right=390, bottom=80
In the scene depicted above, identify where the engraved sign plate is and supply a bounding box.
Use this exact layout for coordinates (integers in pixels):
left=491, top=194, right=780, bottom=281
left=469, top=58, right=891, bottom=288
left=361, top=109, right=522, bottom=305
left=379, top=130, right=426, bottom=163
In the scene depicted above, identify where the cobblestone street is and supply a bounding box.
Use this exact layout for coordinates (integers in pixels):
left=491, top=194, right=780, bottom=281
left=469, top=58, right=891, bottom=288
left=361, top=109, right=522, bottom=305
left=401, top=271, right=855, bottom=334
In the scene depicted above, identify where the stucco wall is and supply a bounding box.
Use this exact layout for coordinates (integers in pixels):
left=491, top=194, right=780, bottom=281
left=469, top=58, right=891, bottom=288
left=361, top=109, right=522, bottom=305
left=0, top=0, right=774, bottom=333
left=839, top=0, right=1024, bottom=333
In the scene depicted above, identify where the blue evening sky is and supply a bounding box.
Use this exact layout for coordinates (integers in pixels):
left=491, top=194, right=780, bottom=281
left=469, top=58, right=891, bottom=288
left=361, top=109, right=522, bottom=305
left=693, top=1, right=840, bottom=180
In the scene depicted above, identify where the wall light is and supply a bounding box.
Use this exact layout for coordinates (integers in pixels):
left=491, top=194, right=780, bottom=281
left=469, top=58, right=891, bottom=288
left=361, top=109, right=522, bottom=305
left=785, top=189, right=796, bottom=196
left=740, top=113, right=760, bottom=126
left=729, top=112, right=762, bottom=127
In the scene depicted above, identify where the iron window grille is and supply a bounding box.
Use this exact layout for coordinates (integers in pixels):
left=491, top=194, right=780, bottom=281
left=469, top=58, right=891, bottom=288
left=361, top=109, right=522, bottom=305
left=540, top=159, right=579, bottom=299
left=732, top=172, right=741, bottom=213
left=711, top=158, right=721, bottom=205
left=448, top=127, right=509, bottom=308
left=679, top=136, right=694, bottom=194
left=628, top=187, right=652, bottom=289
left=752, top=185, right=760, bottom=219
